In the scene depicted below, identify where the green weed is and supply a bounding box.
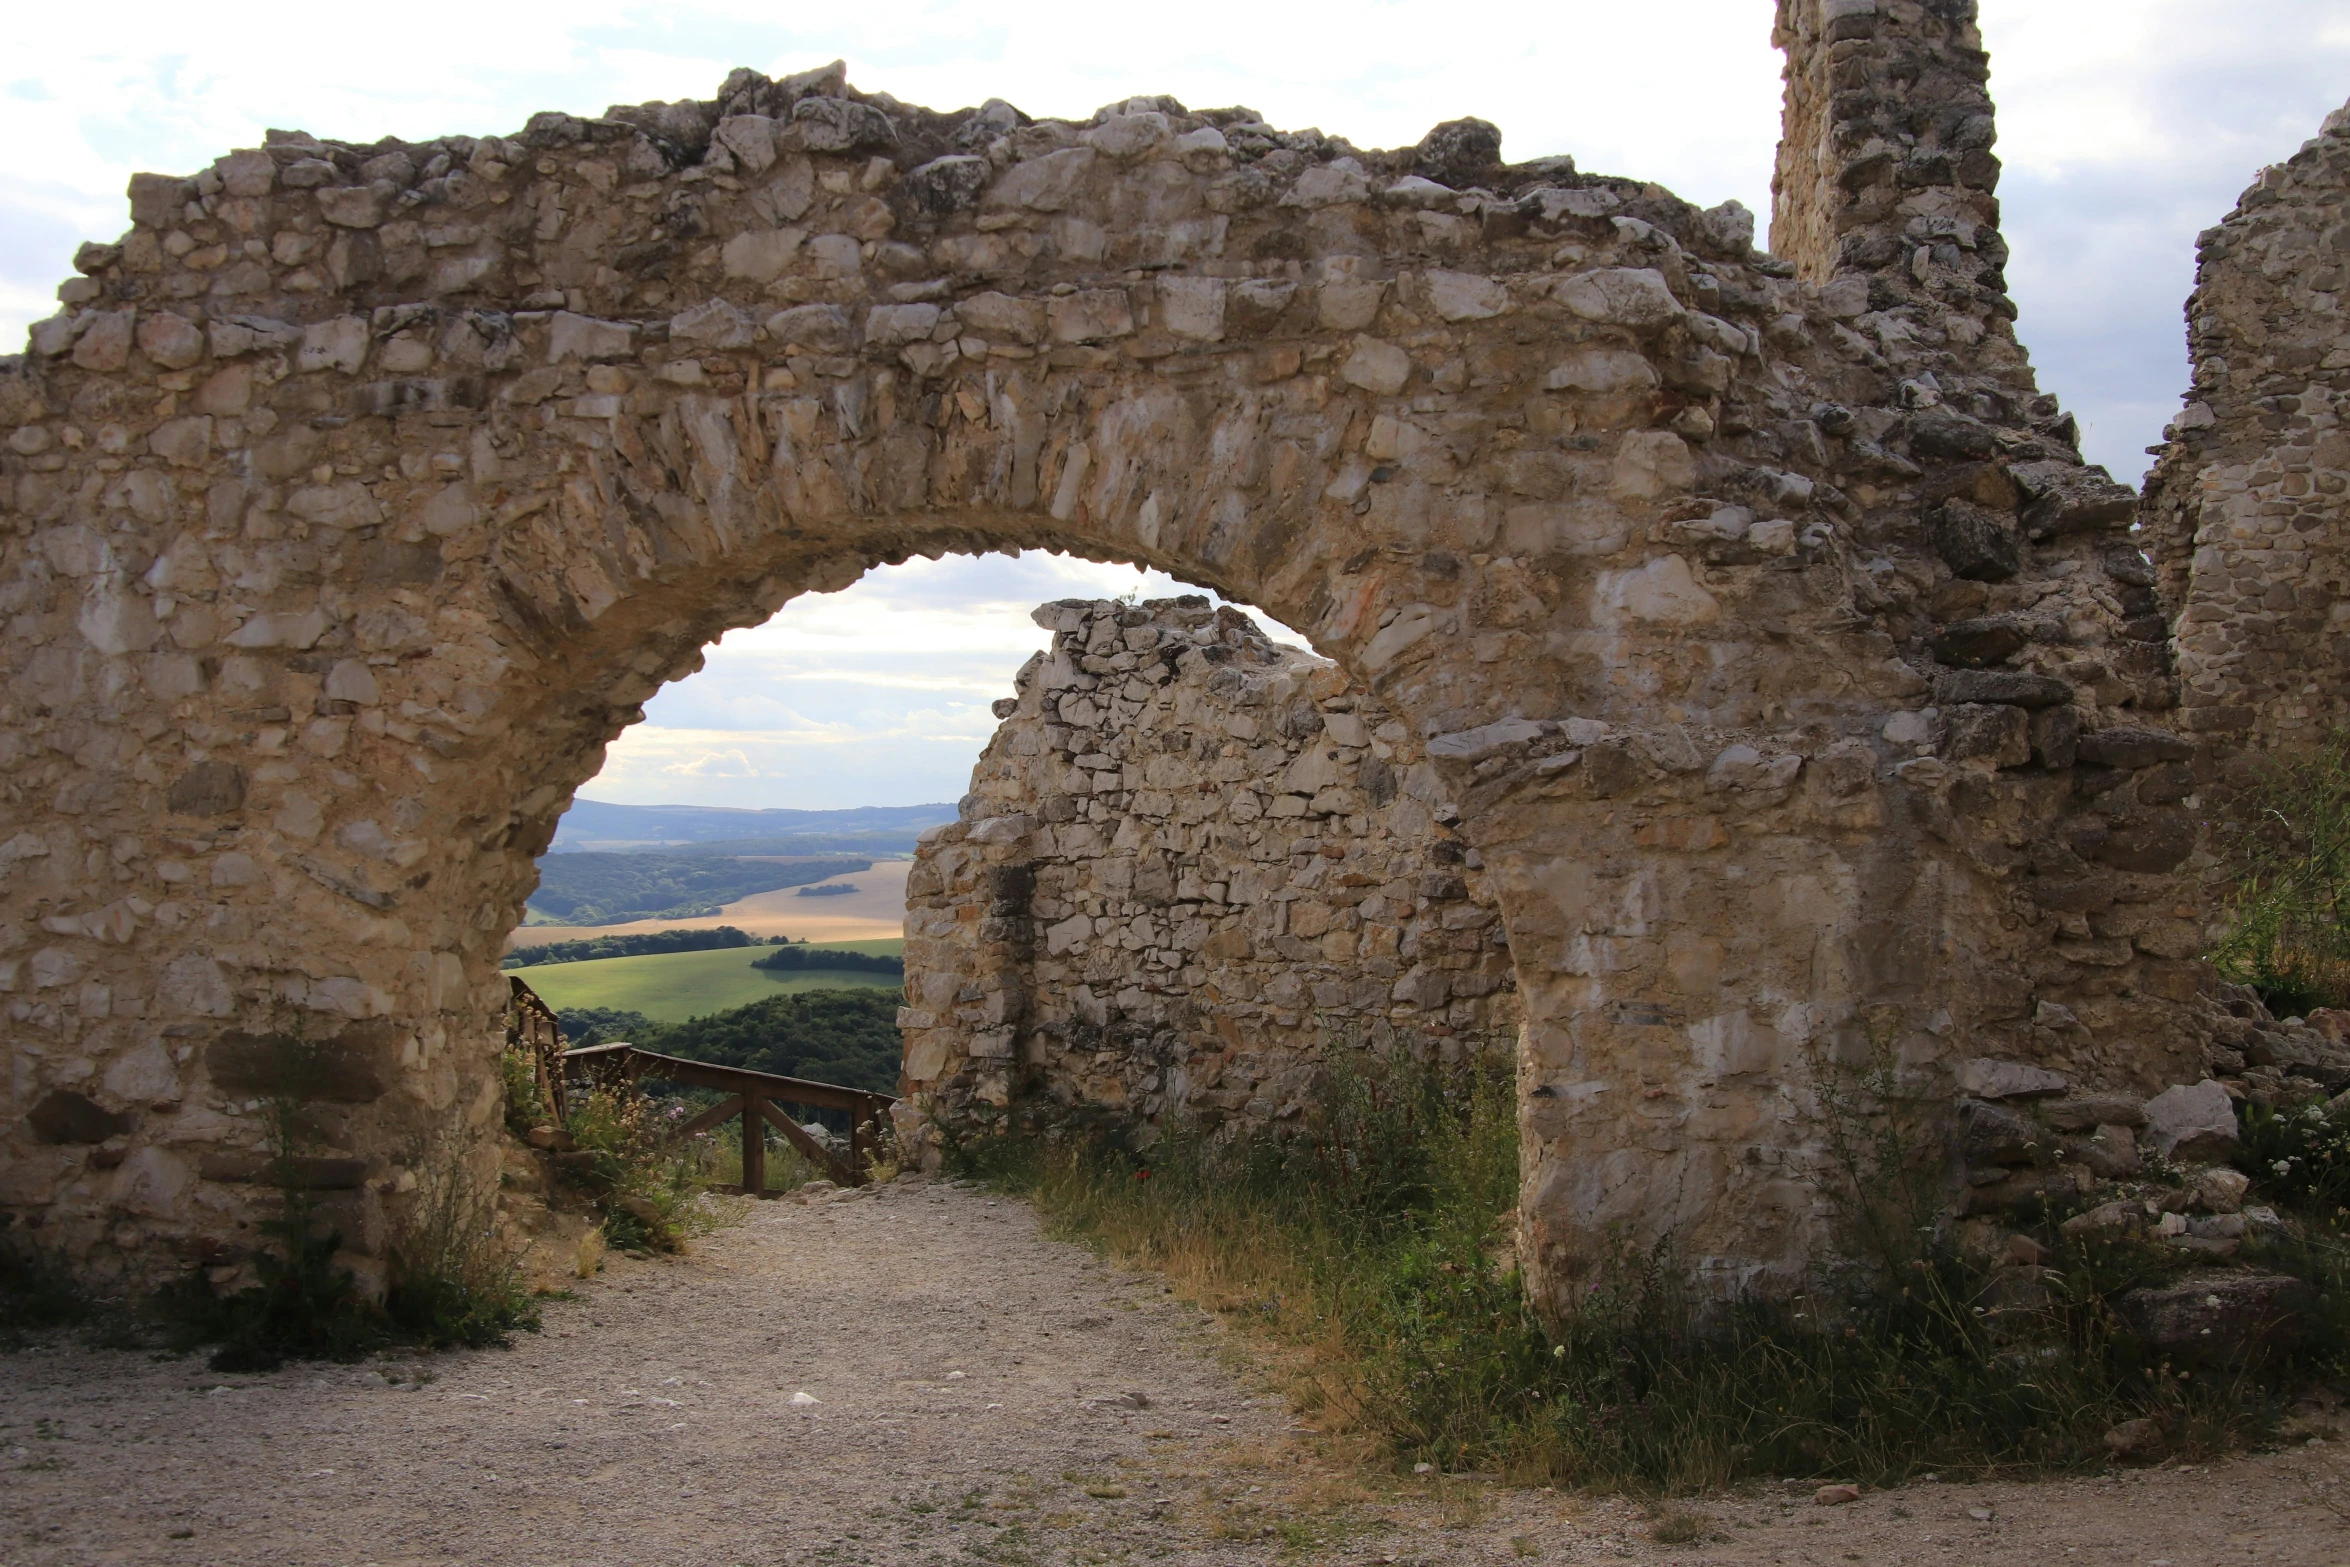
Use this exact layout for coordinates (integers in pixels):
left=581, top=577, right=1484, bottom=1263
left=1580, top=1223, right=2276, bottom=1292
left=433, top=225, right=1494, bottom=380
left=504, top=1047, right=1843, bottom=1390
left=2209, top=728, right=2350, bottom=1012
left=966, top=1042, right=2333, bottom=1492
left=163, top=1050, right=539, bottom=1368
left=382, top=1133, right=540, bottom=1349
left=156, top=1096, right=385, bottom=1371
left=501, top=1038, right=550, bottom=1139
left=559, top=1084, right=717, bottom=1250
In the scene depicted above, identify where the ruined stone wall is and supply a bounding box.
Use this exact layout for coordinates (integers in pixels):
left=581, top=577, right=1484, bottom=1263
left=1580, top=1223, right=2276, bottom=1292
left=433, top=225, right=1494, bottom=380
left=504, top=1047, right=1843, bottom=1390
left=2144, top=102, right=2350, bottom=751
left=0, top=2, right=2233, bottom=1311
left=1771, top=0, right=2008, bottom=293
left=899, top=597, right=1516, bottom=1147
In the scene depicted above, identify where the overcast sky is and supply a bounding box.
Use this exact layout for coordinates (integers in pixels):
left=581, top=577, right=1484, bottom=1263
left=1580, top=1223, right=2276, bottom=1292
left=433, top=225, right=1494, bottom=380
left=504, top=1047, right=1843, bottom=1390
left=5, top=1, right=2344, bottom=809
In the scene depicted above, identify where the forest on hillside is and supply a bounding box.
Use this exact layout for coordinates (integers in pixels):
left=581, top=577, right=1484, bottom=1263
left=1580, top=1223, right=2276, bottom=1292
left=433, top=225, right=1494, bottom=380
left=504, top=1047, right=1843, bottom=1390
left=526, top=854, right=868, bottom=924
left=555, top=988, right=903, bottom=1095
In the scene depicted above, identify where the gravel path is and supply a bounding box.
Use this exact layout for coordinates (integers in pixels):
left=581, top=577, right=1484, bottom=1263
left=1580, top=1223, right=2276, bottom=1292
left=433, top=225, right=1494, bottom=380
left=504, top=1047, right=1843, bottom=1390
left=5, top=1178, right=2349, bottom=1566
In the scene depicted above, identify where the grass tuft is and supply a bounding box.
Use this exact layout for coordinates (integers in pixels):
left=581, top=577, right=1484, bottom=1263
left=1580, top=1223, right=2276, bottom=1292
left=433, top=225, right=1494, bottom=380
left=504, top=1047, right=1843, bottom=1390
left=383, top=1132, right=540, bottom=1349
left=559, top=1084, right=721, bottom=1250
left=2210, top=728, right=2350, bottom=1012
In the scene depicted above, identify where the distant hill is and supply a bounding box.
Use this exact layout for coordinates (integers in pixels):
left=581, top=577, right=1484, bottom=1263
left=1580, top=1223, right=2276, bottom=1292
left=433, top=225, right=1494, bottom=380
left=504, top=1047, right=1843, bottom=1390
left=549, top=799, right=957, bottom=852
left=527, top=854, right=867, bottom=925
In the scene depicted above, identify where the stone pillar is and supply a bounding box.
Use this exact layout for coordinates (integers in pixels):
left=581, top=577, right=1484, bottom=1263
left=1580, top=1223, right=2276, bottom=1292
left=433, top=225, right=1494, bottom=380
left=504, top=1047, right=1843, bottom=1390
left=1772, top=0, right=2007, bottom=301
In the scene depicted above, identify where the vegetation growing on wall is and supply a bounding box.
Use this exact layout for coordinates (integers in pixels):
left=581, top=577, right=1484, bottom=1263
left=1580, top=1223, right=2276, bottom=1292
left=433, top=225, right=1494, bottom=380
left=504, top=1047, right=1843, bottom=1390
left=2210, top=730, right=2350, bottom=1014
left=160, top=1095, right=538, bottom=1370
left=962, top=1045, right=2350, bottom=1488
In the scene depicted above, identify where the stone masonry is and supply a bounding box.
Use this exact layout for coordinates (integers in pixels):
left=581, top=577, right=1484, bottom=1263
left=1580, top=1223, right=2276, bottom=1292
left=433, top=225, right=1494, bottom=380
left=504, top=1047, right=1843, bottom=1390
left=2143, top=103, right=2350, bottom=752
left=0, top=0, right=2298, bottom=1316
left=898, top=596, right=1517, bottom=1149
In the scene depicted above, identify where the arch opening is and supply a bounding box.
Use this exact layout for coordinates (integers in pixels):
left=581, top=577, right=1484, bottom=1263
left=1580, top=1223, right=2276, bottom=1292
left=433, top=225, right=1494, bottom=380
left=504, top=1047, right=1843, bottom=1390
left=505, top=546, right=1523, bottom=1172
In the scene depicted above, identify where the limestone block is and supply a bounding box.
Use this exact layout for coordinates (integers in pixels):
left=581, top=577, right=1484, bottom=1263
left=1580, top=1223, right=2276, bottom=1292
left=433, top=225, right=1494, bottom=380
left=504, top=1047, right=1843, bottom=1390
left=713, top=114, right=778, bottom=174
left=2144, top=1080, right=2239, bottom=1161
left=2076, top=727, right=2194, bottom=770
left=721, top=227, right=805, bottom=281
left=1341, top=336, right=1410, bottom=396
left=1610, top=431, right=1695, bottom=498
left=219, top=149, right=276, bottom=197
left=987, top=147, right=1095, bottom=212
left=71, top=310, right=135, bottom=371
left=1941, top=703, right=2030, bottom=767
left=1047, top=290, right=1133, bottom=343
left=546, top=311, right=636, bottom=362
left=866, top=302, right=943, bottom=347
left=1956, top=1059, right=2068, bottom=1099
left=136, top=311, right=206, bottom=369
left=1227, top=279, right=1296, bottom=331
left=1593, top=556, right=1718, bottom=628
left=1555, top=267, right=1683, bottom=330
left=1427, top=718, right=1546, bottom=763
left=317, top=182, right=395, bottom=228
left=1316, top=277, right=1387, bottom=331
left=1083, top=113, right=1170, bottom=161
left=102, top=1041, right=181, bottom=1103
left=1282, top=158, right=1372, bottom=208
left=1424, top=271, right=1510, bottom=322
left=1705, top=745, right=1802, bottom=793
left=764, top=303, right=852, bottom=352
left=1546, top=346, right=1658, bottom=395
left=298, top=317, right=369, bottom=374
left=1933, top=670, right=2072, bottom=709
left=1931, top=500, right=2022, bottom=582
left=790, top=96, right=898, bottom=154
left=1157, top=277, right=1225, bottom=340
left=671, top=299, right=756, bottom=349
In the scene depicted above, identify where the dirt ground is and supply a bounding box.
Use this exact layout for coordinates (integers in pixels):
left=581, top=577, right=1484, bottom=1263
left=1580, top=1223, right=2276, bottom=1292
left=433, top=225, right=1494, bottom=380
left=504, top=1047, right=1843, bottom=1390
left=6, top=1180, right=2350, bottom=1566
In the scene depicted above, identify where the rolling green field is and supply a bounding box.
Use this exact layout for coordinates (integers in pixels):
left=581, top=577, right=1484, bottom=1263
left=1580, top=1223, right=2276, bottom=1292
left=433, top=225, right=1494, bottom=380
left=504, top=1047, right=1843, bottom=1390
left=516, top=939, right=905, bottom=1023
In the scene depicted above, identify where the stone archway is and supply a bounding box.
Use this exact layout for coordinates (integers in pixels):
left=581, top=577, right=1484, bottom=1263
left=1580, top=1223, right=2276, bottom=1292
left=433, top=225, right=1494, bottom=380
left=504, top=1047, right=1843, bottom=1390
left=1, top=4, right=2216, bottom=1313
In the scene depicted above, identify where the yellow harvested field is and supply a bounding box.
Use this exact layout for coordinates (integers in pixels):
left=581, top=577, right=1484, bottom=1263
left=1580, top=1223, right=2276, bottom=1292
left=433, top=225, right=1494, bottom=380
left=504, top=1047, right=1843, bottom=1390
left=508, top=858, right=910, bottom=949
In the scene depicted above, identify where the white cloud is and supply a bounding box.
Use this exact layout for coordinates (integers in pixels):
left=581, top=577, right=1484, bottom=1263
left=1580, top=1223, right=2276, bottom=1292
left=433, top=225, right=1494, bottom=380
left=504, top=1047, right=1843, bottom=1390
left=659, top=748, right=762, bottom=778
left=1976, top=0, right=2350, bottom=479
left=577, top=550, right=1287, bottom=808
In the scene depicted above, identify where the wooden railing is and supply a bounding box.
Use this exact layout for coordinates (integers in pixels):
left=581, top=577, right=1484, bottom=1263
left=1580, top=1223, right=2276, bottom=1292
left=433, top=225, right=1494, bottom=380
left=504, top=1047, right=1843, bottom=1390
left=507, top=976, right=570, bottom=1123
left=559, top=1041, right=895, bottom=1192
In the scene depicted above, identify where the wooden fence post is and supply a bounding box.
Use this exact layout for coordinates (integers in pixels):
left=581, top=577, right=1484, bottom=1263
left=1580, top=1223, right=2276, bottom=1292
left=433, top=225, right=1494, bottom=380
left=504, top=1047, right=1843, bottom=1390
left=742, top=1093, right=766, bottom=1196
